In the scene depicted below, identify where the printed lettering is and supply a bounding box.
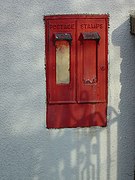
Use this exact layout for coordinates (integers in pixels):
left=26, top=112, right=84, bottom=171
left=87, top=24, right=91, bottom=29
left=53, top=25, right=57, bottom=29
left=49, top=25, right=53, bottom=29
left=64, top=24, right=70, bottom=29
left=49, top=24, right=75, bottom=30
left=80, top=23, right=103, bottom=29
left=80, top=24, right=84, bottom=29
left=100, top=24, right=103, bottom=29
left=71, top=24, right=75, bottom=29
left=50, top=23, right=103, bottom=30
left=84, top=24, right=87, bottom=29
left=57, top=24, right=62, bottom=29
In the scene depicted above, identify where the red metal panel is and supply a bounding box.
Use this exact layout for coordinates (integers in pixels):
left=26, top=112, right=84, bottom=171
left=82, top=40, right=97, bottom=85
left=46, top=19, right=76, bottom=103
left=77, top=18, right=107, bottom=103
left=44, top=15, right=108, bottom=128
left=47, top=103, right=107, bottom=128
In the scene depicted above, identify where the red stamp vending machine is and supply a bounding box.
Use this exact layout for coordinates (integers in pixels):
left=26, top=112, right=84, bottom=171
left=44, top=15, right=108, bottom=128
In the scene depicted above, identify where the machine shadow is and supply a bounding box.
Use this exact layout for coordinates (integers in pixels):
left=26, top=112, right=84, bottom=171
left=45, top=80, right=119, bottom=180
left=45, top=105, right=119, bottom=180
left=112, top=19, right=135, bottom=180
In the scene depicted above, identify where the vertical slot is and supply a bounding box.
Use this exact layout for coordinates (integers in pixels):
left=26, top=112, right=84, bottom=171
left=56, top=40, right=70, bottom=84
left=83, top=40, right=97, bottom=84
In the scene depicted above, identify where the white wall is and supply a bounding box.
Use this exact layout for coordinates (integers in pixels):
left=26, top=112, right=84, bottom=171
left=0, top=1, right=135, bottom=180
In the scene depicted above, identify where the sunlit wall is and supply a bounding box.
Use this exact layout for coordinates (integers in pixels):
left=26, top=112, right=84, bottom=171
left=0, top=1, right=135, bottom=180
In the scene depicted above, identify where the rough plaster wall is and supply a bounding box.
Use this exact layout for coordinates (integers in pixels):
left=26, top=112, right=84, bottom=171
left=0, top=0, right=135, bottom=180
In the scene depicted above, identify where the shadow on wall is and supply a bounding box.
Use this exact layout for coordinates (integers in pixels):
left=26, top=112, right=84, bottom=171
left=112, top=19, right=135, bottom=180
left=0, top=107, right=120, bottom=180
left=40, top=106, right=119, bottom=180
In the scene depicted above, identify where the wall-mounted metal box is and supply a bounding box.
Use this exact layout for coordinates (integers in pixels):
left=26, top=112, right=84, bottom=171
left=44, top=14, right=109, bottom=128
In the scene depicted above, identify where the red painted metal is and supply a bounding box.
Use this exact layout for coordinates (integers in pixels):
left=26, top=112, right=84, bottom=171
left=46, top=19, right=76, bottom=104
left=77, top=18, right=107, bottom=103
left=44, top=14, right=108, bottom=128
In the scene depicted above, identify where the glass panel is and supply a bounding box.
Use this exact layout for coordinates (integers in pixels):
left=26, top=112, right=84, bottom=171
left=56, top=40, right=70, bottom=84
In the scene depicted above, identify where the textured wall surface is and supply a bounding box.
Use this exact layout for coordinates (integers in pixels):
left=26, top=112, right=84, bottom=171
left=0, top=1, right=135, bottom=180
